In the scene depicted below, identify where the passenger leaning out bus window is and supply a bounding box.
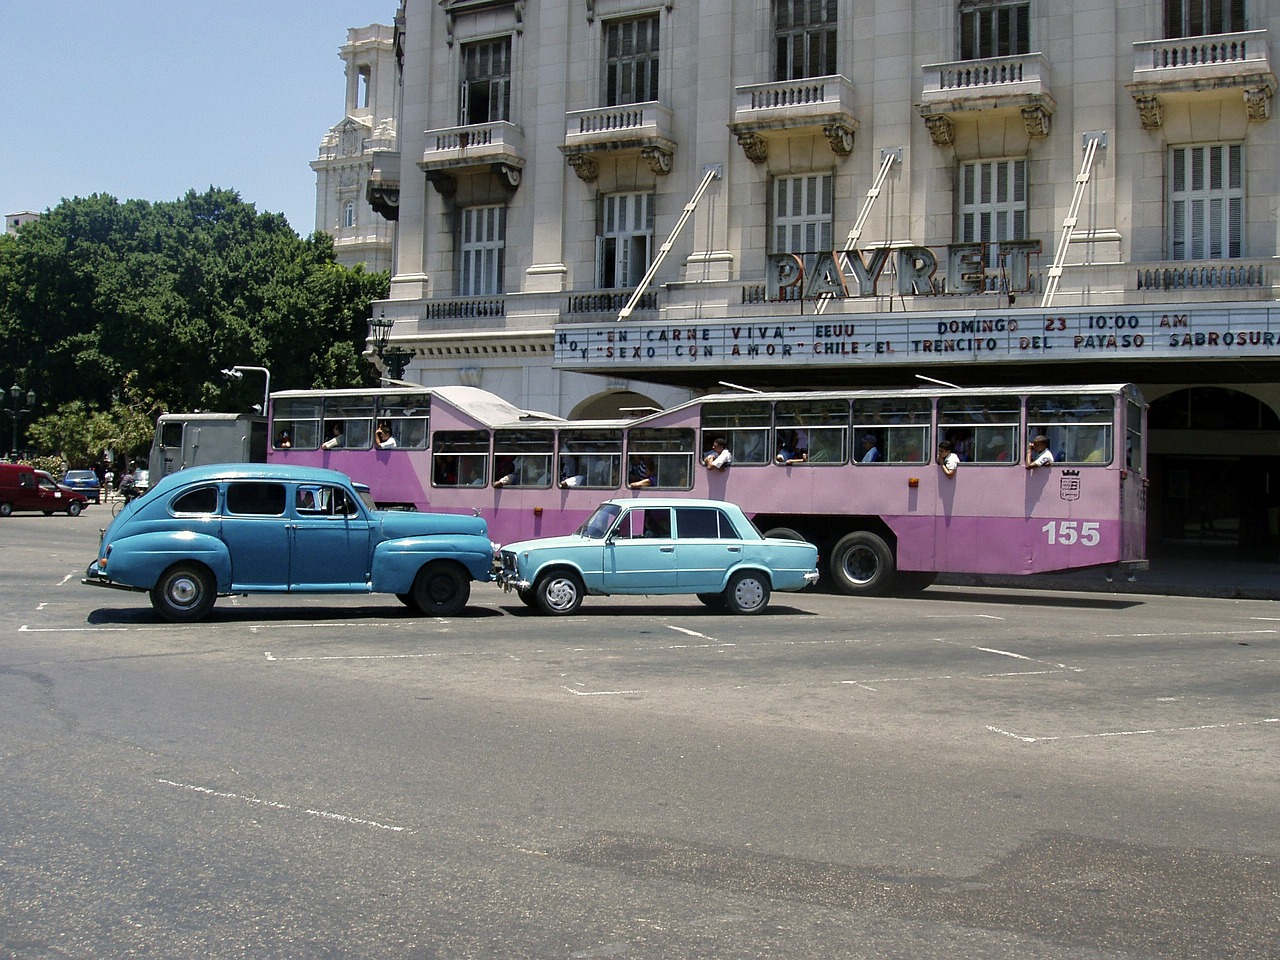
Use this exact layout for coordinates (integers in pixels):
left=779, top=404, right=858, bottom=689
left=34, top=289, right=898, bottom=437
left=937, top=440, right=959, bottom=478
left=703, top=438, right=732, bottom=470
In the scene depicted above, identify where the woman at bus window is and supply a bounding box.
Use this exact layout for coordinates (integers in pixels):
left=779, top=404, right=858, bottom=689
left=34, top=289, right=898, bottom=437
left=277, top=431, right=292, bottom=449
left=860, top=434, right=881, bottom=463
left=937, top=440, right=959, bottom=478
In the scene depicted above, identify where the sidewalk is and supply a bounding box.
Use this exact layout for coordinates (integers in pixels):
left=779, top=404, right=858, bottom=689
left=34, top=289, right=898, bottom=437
left=940, top=547, right=1280, bottom=601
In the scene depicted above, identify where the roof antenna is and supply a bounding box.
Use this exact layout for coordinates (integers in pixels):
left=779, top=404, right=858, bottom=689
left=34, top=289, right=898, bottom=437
left=718, top=380, right=765, bottom=394
left=915, top=373, right=961, bottom=390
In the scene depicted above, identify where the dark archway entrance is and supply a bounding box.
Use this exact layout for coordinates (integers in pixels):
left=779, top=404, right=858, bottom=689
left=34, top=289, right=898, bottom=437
left=1146, top=387, right=1280, bottom=558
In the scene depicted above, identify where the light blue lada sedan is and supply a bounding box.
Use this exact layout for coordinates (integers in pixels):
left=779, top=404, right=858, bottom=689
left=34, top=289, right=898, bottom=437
left=84, top=463, right=494, bottom=622
left=495, top=498, right=820, bottom=615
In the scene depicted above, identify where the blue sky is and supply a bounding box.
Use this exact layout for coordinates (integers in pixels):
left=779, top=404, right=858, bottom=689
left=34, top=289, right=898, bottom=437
left=3, top=1, right=396, bottom=236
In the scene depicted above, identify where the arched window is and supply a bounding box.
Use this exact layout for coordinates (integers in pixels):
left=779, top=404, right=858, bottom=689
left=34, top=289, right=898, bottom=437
left=1148, top=387, right=1280, bottom=430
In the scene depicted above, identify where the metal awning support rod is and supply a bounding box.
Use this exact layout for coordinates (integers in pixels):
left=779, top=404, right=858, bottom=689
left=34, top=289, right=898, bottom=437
left=1041, top=131, right=1106, bottom=309
left=843, top=147, right=901, bottom=252
left=618, top=163, right=721, bottom=320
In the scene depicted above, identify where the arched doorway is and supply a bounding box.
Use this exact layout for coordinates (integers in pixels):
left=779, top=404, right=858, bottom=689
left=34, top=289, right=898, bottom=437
left=570, top=390, right=663, bottom=420
left=1146, top=387, right=1280, bottom=558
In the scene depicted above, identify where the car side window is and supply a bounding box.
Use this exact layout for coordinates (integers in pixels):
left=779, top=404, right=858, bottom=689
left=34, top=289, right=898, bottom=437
left=614, top=507, right=672, bottom=539
left=172, top=486, right=219, bottom=515
left=675, top=507, right=738, bottom=539
left=295, top=484, right=359, bottom=517
left=225, top=482, right=286, bottom=516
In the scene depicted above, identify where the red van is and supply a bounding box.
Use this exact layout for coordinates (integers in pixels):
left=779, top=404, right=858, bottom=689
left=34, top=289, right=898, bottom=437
left=0, top=463, right=90, bottom=517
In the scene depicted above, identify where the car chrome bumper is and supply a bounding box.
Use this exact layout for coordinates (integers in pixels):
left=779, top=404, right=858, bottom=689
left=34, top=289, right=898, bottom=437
left=495, top=570, right=530, bottom=592
left=803, top=570, right=820, bottom=585
left=82, top=562, right=145, bottom=593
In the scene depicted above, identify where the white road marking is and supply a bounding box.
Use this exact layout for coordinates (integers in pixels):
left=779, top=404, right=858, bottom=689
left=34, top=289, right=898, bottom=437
left=563, top=686, right=645, bottom=696
left=58, top=574, right=74, bottom=586
left=988, top=717, right=1279, bottom=743
left=19, top=625, right=129, bottom=633
left=265, top=651, right=441, bottom=662
left=1103, top=629, right=1279, bottom=638
left=840, top=669, right=1063, bottom=689
left=666, top=624, right=719, bottom=642
left=156, top=778, right=406, bottom=832
left=975, top=646, right=1032, bottom=661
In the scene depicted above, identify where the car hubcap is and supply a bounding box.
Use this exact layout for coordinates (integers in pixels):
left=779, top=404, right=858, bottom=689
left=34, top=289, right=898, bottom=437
left=733, top=578, right=765, bottom=610
left=169, top=577, right=199, bottom=607
left=547, top=579, right=577, bottom=610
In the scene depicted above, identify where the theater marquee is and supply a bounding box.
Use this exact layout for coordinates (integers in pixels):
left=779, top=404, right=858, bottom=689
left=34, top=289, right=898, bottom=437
left=554, top=303, right=1280, bottom=371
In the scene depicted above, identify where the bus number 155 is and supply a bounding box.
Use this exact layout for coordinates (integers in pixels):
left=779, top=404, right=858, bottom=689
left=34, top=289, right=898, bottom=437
left=1042, top=521, right=1101, bottom=546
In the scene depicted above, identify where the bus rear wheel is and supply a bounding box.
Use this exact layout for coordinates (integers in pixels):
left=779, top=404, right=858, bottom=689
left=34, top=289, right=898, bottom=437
left=830, top=531, right=895, bottom=596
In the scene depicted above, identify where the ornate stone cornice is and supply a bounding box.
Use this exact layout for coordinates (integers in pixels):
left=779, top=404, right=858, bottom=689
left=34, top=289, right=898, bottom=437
left=822, top=123, right=854, bottom=156
left=1134, top=95, right=1163, bottom=130
left=366, top=183, right=400, bottom=221
left=736, top=131, right=768, bottom=164
left=425, top=171, right=457, bottom=196
left=1020, top=104, right=1050, bottom=139
left=923, top=113, right=955, bottom=146
left=640, top=145, right=673, bottom=175
left=566, top=154, right=598, bottom=182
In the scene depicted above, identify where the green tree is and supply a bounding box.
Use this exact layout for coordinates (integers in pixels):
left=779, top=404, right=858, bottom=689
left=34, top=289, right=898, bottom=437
left=0, top=188, right=389, bottom=452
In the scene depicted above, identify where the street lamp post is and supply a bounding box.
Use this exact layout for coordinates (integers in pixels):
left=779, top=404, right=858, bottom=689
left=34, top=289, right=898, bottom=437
left=369, top=309, right=412, bottom=382
left=6, top=382, right=36, bottom=460
left=220, top=366, right=271, bottom=415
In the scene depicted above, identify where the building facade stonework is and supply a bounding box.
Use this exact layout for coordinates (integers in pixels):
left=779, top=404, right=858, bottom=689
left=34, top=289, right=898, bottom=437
left=352, top=0, right=1280, bottom=553
left=313, top=24, right=399, bottom=273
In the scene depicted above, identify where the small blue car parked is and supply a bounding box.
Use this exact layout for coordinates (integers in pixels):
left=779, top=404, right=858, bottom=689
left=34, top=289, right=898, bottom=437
left=84, top=463, right=493, bottom=622
left=495, top=498, right=820, bottom=615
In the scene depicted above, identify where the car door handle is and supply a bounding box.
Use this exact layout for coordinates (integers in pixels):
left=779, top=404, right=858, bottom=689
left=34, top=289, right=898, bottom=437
left=727, top=546, right=741, bottom=552
left=660, top=546, right=675, bottom=552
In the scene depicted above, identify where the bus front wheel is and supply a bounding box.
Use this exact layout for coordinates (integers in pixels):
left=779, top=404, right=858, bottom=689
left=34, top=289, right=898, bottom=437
left=830, top=531, right=895, bottom=596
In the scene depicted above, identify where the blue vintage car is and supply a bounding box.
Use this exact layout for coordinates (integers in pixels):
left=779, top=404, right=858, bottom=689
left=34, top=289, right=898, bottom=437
left=495, top=498, right=820, bottom=615
left=84, top=463, right=493, bottom=622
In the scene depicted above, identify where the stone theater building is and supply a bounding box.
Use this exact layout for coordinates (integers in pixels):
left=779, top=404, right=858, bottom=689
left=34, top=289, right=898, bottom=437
left=345, top=0, right=1280, bottom=558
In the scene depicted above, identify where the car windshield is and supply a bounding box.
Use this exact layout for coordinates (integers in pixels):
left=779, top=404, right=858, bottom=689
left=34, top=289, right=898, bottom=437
left=576, top=502, right=622, bottom=539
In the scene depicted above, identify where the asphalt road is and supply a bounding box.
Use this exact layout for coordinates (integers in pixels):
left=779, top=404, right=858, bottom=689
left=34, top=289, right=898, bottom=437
left=1, top=512, right=1277, bottom=959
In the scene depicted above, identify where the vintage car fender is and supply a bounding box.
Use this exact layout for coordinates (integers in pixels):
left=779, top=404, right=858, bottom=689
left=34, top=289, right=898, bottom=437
left=100, top=530, right=233, bottom=592
left=371, top=534, right=495, bottom=594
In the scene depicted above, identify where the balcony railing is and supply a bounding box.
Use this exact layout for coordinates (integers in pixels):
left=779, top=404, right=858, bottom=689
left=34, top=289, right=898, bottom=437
left=562, top=102, right=675, bottom=152
left=920, top=53, right=1053, bottom=104
left=1133, top=30, right=1271, bottom=79
left=733, top=74, right=856, bottom=126
left=1136, top=263, right=1267, bottom=291
left=423, top=297, right=507, bottom=321
left=420, top=120, right=525, bottom=172
left=566, top=291, right=658, bottom=315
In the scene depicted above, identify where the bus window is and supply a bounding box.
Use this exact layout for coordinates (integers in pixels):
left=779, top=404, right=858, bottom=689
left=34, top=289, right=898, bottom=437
left=775, top=399, right=849, bottom=464
left=558, top=429, right=623, bottom=488
left=942, top=395, right=1019, bottom=464
left=493, top=428, right=554, bottom=487
left=627, top=427, right=694, bottom=489
left=939, top=394, right=1014, bottom=463
left=324, top=396, right=376, bottom=449
left=853, top=397, right=931, bottom=464
left=376, top=396, right=429, bottom=450
left=433, top=430, right=489, bottom=486
left=701, top=400, right=771, bottom=464
left=1028, top=393, right=1115, bottom=465
left=274, top=398, right=322, bottom=450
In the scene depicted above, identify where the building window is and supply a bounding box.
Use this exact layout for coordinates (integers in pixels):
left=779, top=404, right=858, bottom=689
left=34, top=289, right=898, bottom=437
left=604, top=15, right=659, bottom=106
left=958, top=159, right=1027, bottom=268
left=1169, top=144, right=1243, bottom=261
left=358, top=67, right=371, bottom=109
left=1165, top=0, right=1246, bottom=38
left=597, top=193, right=654, bottom=289
left=774, top=0, right=837, bottom=81
left=459, top=205, right=506, bottom=296
left=771, top=173, right=834, bottom=257
left=461, top=37, right=511, bottom=125
left=959, top=1, right=1030, bottom=59
left=343, top=202, right=356, bottom=228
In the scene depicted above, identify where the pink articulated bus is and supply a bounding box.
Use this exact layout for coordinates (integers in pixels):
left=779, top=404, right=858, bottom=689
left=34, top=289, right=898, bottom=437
left=267, top=382, right=1148, bottom=595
